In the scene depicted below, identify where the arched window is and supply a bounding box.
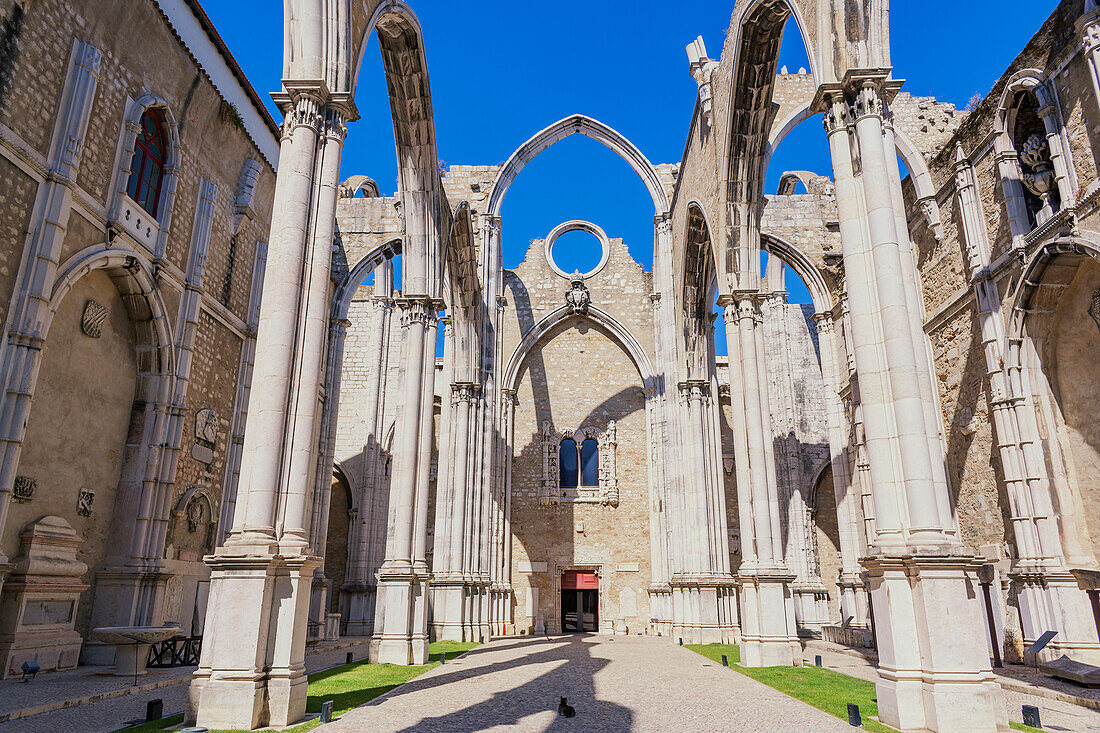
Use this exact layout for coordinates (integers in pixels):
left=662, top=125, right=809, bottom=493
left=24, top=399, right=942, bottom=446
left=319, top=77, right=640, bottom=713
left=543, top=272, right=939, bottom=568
left=559, top=438, right=578, bottom=488
left=580, top=438, right=599, bottom=487
left=127, top=109, right=168, bottom=217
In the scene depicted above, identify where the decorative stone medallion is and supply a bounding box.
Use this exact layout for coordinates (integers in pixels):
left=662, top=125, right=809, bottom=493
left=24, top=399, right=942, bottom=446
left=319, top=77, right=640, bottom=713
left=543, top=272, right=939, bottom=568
left=77, top=489, right=94, bottom=516
left=12, top=475, right=35, bottom=503
left=81, top=300, right=107, bottom=338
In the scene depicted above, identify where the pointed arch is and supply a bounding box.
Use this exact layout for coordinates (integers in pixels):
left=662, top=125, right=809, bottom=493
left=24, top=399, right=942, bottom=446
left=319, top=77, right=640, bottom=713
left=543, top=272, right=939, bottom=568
left=487, top=114, right=669, bottom=217
left=760, top=233, right=834, bottom=315
left=333, top=237, right=403, bottom=321
left=502, top=305, right=657, bottom=397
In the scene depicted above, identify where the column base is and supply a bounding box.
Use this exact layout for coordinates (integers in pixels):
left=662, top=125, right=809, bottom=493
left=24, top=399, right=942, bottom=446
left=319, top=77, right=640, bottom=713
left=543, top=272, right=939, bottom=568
left=864, top=548, right=1009, bottom=733
left=339, top=582, right=376, bottom=637
left=189, top=551, right=319, bottom=730
left=1013, top=568, right=1100, bottom=666
left=369, top=565, right=429, bottom=665
left=792, top=579, right=831, bottom=635
left=670, top=574, right=738, bottom=645
left=737, top=568, right=801, bottom=667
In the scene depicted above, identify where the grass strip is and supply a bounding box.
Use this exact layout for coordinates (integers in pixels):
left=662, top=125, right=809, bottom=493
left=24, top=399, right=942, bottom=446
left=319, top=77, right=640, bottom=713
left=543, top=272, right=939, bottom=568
left=119, top=640, right=479, bottom=732
left=685, top=644, right=896, bottom=733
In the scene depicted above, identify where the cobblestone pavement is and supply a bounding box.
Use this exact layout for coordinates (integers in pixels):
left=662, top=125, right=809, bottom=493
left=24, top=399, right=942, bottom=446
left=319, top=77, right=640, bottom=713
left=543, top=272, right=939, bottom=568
left=323, top=634, right=854, bottom=733
left=804, top=645, right=1100, bottom=733
left=0, top=638, right=371, bottom=733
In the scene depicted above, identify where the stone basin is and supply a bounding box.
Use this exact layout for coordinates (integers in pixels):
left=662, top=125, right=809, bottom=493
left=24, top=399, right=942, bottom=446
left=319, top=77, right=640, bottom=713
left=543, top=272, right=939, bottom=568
left=92, top=625, right=180, bottom=676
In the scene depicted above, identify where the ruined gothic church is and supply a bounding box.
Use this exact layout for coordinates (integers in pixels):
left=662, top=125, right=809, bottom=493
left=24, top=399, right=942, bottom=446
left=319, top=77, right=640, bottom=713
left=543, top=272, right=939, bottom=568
left=0, top=1, right=1098, bottom=732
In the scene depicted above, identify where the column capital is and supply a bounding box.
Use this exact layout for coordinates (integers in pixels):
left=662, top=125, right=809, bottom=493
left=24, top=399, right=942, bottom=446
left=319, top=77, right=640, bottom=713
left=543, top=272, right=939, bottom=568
left=654, top=213, right=672, bottom=235
left=395, top=296, right=439, bottom=327
left=677, top=379, right=710, bottom=403
left=451, top=381, right=480, bottom=404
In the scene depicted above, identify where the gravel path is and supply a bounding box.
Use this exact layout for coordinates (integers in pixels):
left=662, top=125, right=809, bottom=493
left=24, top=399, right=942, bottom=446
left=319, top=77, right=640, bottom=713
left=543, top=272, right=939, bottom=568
left=323, top=634, right=854, bottom=733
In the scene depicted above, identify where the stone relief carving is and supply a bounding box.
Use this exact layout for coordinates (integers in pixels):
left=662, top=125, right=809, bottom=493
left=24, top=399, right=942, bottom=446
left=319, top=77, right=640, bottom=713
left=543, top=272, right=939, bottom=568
left=1019, top=133, right=1056, bottom=209
left=1090, top=289, right=1100, bottom=334
left=192, top=408, right=218, bottom=465
left=195, top=407, right=218, bottom=444
left=565, top=272, right=590, bottom=315
left=77, top=489, right=94, bottom=516
left=540, top=421, right=618, bottom=506
left=81, top=300, right=107, bottom=338
left=12, top=475, right=34, bottom=503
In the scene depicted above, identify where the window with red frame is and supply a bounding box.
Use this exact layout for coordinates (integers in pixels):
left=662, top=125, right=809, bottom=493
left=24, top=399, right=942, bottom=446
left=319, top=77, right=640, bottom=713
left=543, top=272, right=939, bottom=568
left=127, top=110, right=167, bottom=217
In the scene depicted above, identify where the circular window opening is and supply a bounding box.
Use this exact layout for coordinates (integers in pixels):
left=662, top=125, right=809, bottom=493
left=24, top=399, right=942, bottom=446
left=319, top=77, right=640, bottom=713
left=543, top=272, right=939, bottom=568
left=551, top=229, right=603, bottom=275
left=544, top=220, right=610, bottom=280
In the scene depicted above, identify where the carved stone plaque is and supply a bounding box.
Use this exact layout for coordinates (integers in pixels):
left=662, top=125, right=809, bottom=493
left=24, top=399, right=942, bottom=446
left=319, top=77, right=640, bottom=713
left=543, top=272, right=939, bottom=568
left=81, top=300, right=107, bottom=338
left=76, top=489, right=94, bottom=516
left=12, top=475, right=34, bottom=503
left=195, top=408, right=218, bottom=444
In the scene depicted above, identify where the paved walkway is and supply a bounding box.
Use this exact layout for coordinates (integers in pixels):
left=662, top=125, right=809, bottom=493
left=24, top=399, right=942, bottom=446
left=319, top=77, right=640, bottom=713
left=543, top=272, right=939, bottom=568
left=325, top=635, right=853, bottom=733
left=0, top=638, right=371, bottom=733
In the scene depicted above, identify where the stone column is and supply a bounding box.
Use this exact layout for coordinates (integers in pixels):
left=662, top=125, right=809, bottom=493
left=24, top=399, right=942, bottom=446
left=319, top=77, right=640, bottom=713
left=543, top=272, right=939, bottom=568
left=813, top=312, right=869, bottom=628
left=370, top=296, right=435, bottom=665
left=0, top=40, right=101, bottom=584
left=819, top=75, right=1006, bottom=733
left=189, top=87, right=349, bottom=730
left=433, top=381, right=477, bottom=640
left=722, top=296, right=800, bottom=666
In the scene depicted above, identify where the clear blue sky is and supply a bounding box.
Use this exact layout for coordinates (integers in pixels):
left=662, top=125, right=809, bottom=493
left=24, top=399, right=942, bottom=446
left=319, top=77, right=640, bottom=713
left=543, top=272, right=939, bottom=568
left=204, top=0, right=1057, bottom=317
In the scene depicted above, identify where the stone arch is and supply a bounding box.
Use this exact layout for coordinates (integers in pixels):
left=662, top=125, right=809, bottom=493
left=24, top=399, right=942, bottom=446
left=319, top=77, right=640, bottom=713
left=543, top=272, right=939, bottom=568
left=760, top=233, right=834, bottom=315
left=1003, top=234, right=1100, bottom=568
left=681, top=201, right=719, bottom=378
left=764, top=97, right=943, bottom=231
left=502, top=305, right=657, bottom=398
left=334, top=238, right=403, bottom=320
left=487, top=114, right=669, bottom=217
left=994, top=69, right=1075, bottom=238
left=50, top=243, right=175, bottom=397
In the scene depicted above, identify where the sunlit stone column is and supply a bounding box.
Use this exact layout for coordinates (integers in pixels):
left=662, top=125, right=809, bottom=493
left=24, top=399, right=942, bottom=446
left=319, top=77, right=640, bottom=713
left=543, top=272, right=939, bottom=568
left=819, top=75, right=1006, bottom=733
left=721, top=295, right=800, bottom=666
left=191, top=86, right=350, bottom=730
left=371, top=297, right=436, bottom=665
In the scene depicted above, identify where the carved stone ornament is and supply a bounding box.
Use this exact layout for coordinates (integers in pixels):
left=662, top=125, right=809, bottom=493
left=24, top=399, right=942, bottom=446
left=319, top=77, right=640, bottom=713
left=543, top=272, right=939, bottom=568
left=195, top=407, right=218, bottom=444
left=1090, top=289, right=1100, bottom=334
left=81, top=300, right=107, bottom=338
left=12, top=475, right=35, bottom=503
left=1020, top=134, right=1055, bottom=201
left=77, top=489, right=94, bottom=517
left=565, top=272, right=590, bottom=315
left=186, top=497, right=204, bottom=533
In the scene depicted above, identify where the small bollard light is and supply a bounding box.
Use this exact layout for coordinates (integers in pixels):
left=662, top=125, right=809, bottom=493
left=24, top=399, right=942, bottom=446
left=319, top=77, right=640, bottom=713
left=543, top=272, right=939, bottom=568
left=20, top=660, right=39, bottom=683
left=1022, top=704, right=1041, bottom=729
left=146, top=698, right=163, bottom=722
left=815, top=655, right=822, bottom=667
left=678, top=638, right=683, bottom=646
left=847, top=703, right=862, bottom=727
left=320, top=700, right=335, bottom=723
left=721, top=654, right=728, bottom=667
left=440, top=652, right=446, bottom=664
left=346, top=651, right=353, bottom=665
left=179, top=728, right=209, bottom=733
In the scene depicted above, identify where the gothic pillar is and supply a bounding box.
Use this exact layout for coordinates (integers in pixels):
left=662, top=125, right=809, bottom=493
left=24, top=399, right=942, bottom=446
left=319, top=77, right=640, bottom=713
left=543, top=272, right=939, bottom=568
left=722, top=296, right=800, bottom=666
left=189, top=87, right=349, bottom=730
left=370, top=297, right=436, bottom=664
left=819, top=75, right=1006, bottom=733
left=1078, top=2, right=1100, bottom=121
left=813, top=312, right=869, bottom=628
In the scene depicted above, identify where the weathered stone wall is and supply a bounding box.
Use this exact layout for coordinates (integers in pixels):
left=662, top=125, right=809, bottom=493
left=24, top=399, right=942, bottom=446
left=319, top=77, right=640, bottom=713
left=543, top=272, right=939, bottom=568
left=0, top=0, right=278, bottom=645
left=504, top=235, right=654, bottom=634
